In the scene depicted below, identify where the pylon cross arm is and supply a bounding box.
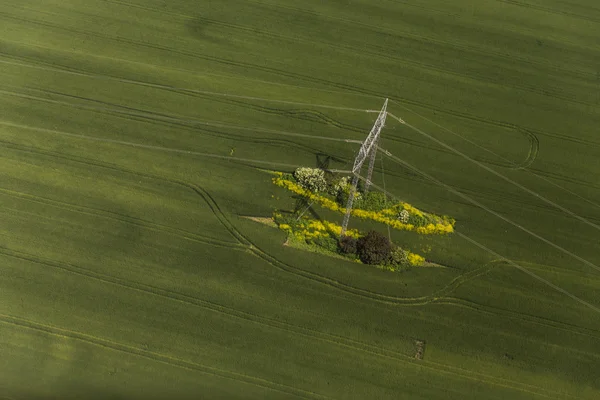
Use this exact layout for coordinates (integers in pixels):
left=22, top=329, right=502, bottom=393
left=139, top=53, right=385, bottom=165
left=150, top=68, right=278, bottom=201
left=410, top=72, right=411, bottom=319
left=351, top=99, right=387, bottom=173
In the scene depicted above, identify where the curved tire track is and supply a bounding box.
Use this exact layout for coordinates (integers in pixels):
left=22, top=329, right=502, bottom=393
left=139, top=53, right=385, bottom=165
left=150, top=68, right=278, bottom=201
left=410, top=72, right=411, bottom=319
left=0, top=313, right=325, bottom=400
left=0, top=186, right=243, bottom=250
left=0, top=248, right=576, bottom=399
left=0, top=140, right=467, bottom=306
left=5, top=137, right=599, bottom=345
left=510, top=128, right=539, bottom=170
left=0, top=87, right=356, bottom=159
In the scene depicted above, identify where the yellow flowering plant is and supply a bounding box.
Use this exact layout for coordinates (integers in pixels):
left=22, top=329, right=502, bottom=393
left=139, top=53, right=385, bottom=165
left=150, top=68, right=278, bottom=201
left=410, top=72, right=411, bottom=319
left=273, top=176, right=454, bottom=235
left=271, top=170, right=438, bottom=270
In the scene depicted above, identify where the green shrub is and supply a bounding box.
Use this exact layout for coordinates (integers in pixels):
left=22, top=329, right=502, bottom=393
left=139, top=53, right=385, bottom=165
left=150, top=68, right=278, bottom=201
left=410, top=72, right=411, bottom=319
left=407, top=213, right=427, bottom=227
left=356, top=179, right=365, bottom=195
left=329, top=176, right=350, bottom=196
left=273, top=212, right=297, bottom=226
left=355, top=191, right=388, bottom=211
left=281, top=172, right=294, bottom=181
left=311, top=235, right=339, bottom=253
left=356, top=230, right=392, bottom=265
left=334, top=177, right=362, bottom=205
left=338, top=235, right=358, bottom=254
left=390, top=246, right=409, bottom=267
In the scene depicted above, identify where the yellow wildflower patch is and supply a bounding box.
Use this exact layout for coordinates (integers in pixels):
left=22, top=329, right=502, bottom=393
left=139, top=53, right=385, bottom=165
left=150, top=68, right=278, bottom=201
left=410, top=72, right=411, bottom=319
left=407, top=253, right=425, bottom=266
left=273, top=176, right=454, bottom=235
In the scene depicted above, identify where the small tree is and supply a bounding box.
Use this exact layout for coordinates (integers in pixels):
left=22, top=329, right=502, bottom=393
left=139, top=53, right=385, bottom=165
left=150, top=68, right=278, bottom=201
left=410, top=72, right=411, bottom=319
left=390, top=246, right=409, bottom=268
left=294, top=167, right=327, bottom=193
left=356, top=230, right=392, bottom=265
left=338, top=235, right=358, bottom=255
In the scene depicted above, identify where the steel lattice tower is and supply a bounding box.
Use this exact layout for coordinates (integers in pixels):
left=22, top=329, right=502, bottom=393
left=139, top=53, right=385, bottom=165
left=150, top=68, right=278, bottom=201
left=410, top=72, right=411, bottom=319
left=340, top=98, right=388, bottom=236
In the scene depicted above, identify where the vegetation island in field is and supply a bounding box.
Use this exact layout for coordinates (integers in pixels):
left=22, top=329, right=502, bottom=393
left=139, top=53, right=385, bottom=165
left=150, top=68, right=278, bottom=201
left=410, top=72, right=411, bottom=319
left=268, top=167, right=456, bottom=272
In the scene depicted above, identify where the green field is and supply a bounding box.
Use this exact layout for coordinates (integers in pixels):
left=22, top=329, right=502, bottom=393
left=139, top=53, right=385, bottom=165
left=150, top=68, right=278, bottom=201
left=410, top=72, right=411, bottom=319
left=2, top=0, right=600, bottom=398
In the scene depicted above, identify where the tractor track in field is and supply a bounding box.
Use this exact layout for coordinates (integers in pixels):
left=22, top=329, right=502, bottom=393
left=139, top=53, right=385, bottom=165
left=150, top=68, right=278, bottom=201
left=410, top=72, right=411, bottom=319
left=0, top=63, right=450, bottom=158
left=5, top=133, right=600, bottom=314
left=1, top=86, right=427, bottom=184
left=510, top=128, right=539, bottom=170
left=3, top=7, right=599, bottom=155
left=433, top=297, right=600, bottom=343
left=5, top=136, right=600, bottom=340
left=0, top=51, right=380, bottom=102
left=0, top=11, right=379, bottom=98
left=102, top=0, right=600, bottom=101
left=0, top=143, right=527, bottom=307
left=0, top=248, right=419, bottom=363
left=5, top=81, right=541, bottom=186
left=528, top=168, right=600, bottom=192
left=0, top=84, right=348, bottom=138
left=3, top=33, right=597, bottom=153
left=2, top=145, right=597, bottom=397
left=1, top=4, right=599, bottom=398
left=0, top=248, right=583, bottom=399
left=238, top=0, right=600, bottom=88
left=383, top=99, right=600, bottom=210
left=0, top=187, right=243, bottom=251
left=0, top=86, right=361, bottom=158
left=495, top=0, right=600, bottom=24
left=446, top=169, right=600, bottom=221
left=3, top=4, right=599, bottom=112
left=452, top=184, right=600, bottom=223
left=0, top=120, right=339, bottom=175
left=0, top=313, right=327, bottom=400
left=461, top=126, right=539, bottom=172
left=390, top=98, right=600, bottom=150
left=0, top=312, right=572, bottom=400
left=3, top=139, right=597, bottom=313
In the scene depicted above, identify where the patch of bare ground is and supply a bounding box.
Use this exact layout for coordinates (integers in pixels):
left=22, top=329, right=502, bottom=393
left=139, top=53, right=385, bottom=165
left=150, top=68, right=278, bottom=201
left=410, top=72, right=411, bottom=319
left=415, top=340, right=426, bottom=360
left=422, top=261, right=447, bottom=268
left=242, top=216, right=277, bottom=228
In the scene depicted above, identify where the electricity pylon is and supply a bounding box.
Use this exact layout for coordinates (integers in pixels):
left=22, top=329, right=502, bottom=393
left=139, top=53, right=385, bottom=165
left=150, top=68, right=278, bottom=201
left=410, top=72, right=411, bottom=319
left=340, top=98, right=388, bottom=236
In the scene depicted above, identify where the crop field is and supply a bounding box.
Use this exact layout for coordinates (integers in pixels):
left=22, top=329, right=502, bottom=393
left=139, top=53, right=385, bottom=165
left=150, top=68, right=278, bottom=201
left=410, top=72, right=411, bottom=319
left=2, top=0, right=600, bottom=398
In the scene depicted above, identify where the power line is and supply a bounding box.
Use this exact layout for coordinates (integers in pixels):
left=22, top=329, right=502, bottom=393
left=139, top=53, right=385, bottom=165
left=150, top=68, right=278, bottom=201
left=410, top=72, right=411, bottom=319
left=0, top=58, right=378, bottom=113
left=353, top=170, right=600, bottom=315
left=376, top=145, right=600, bottom=274
left=0, top=89, right=364, bottom=146
left=379, top=143, right=392, bottom=242
left=0, top=57, right=381, bottom=101
left=388, top=99, right=600, bottom=210
left=4, top=87, right=597, bottom=312
left=0, top=121, right=314, bottom=170
left=387, top=112, right=600, bottom=232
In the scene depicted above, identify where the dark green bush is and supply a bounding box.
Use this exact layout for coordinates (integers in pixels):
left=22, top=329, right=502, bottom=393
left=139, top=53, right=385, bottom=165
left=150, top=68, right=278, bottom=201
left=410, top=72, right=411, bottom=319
left=356, top=230, right=392, bottom=265
left=336, top=190, right=349, bottom=206
left=338, top=235, right=358, bottom=254
left=356, top=179, right=365, bottom=194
